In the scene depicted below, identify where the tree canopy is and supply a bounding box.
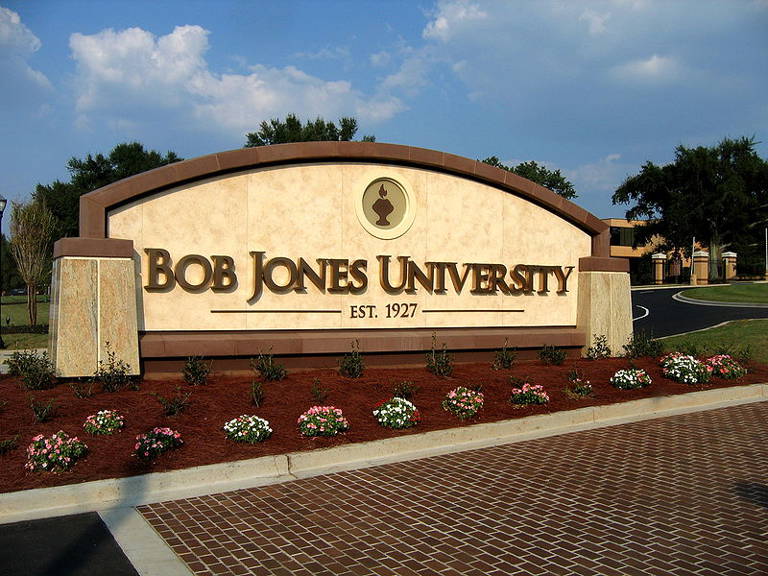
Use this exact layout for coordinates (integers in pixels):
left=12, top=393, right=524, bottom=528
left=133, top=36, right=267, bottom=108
left=481, top=156, right=577, bottom=199
left=9, top=200, right=57, bottom=325
left=34, top=142, right=182, bottom=240
left=245, top=114, right=375, bottom=147
left=612, top=136, right=768, bottom=276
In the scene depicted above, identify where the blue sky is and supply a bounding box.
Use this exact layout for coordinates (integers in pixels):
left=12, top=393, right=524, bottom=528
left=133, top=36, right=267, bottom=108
left=1, top=0, right=767, bottom=219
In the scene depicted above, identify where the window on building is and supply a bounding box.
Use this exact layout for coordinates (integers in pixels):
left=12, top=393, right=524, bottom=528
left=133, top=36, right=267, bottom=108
left=610, top=226, right=635, bottom=247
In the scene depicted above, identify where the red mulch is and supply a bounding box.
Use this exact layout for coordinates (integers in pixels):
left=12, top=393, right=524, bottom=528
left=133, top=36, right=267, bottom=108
left=2, top=357, right=767, bottom=494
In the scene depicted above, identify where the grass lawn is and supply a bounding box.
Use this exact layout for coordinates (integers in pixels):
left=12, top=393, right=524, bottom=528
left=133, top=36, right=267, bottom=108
left=683, top=283, right=768, bottom=304
left=659, top=319, right=768, bottom=365
left=0, top=295, right=50, bottom=350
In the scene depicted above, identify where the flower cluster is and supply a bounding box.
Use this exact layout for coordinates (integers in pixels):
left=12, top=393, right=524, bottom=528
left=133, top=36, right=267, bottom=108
left=566, top=370, right=593, bottom=397
left=223, top=415, right=272, bottom=444
left=25, top=431, right=88, bottom=472
left=705, top=354, right=747, bottom=379
left=509, top=382, right=550, bottom=406
left=135, top=427, right=183, bottom=460
left=373, top=397, right=421, bottom=429
left=83, top=409, right=125, bottom=435
left=660, top=352, right=711, bottom=384
left=442, top=386, right=484, bottom=419
left=610, top=368, right=652, bottom=390
left=298, top=406, right=350, bottom=437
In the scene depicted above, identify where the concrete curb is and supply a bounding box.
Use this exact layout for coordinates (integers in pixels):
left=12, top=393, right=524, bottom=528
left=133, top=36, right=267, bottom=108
left=2, top=383, right=766, bottom=524
left=673, top=291, right=768, bottom=308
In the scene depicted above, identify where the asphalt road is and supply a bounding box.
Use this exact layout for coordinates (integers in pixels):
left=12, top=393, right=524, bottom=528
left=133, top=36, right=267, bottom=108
left=631, top=286, right=768, bottom=338
left=0, top=513, right=138, bottom=576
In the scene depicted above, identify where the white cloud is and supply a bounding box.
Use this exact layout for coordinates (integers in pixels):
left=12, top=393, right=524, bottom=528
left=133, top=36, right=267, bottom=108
left=423, top=0, right=487, bottom=42
left=0, top=6, right=51, bottom=92
left=579, top=9, right=610, bottom=35
left=611, top=54, right=680, bottom=83
left=369, top=51, right=391, bottom=67
left=294, top=46, right=351, bottom=61
left=566, top=153, right=633, bottom=193
left=69, top=25, right=403, bottom=136
left=0, top=6, right=40, bottom=53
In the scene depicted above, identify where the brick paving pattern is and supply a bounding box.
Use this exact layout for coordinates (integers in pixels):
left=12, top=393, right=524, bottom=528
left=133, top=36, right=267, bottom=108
left=140, top=402, right=768, bottom=575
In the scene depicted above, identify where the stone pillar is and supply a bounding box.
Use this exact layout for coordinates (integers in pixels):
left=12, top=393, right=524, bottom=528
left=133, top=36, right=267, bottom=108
left=49, top=238, right=140, bottom=377
left=651, top=253, right=667, bottom=285
left=722, top=251, right=737, bottom=281
left=576, top=257, right=632, bottom=357
left=692, top=251, right=709, bottom=286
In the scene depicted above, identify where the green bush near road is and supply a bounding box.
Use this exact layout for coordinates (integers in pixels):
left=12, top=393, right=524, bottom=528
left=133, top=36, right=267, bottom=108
left=660, top=319, right=768, bottom=365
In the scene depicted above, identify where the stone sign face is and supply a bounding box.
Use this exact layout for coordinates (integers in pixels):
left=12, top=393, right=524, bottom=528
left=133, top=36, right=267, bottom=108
left=50, top=142, right=631, bottom=376
left=107, top=164, right=588, bottom=333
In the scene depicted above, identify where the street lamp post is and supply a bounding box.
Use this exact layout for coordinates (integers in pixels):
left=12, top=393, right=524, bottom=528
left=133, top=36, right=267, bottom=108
left=0, top=194, right=7, bottom=349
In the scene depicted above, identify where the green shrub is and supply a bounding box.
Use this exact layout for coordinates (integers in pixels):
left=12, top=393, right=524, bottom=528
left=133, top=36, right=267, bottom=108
left=491, top=339, right=516, bottom=370
left=152, top=387, right=192, bottom=416
left=6, top=350, right=55, bottom=390
left=310, top=378, right=328, bottom=403
left=539, top=345, right=566, bottom=365
left=93, top=343, right=135, bottom=392
left=623, top=331, right=663, bottom=358
left=586, top=334, right=611, bottom=360
left=251, top=349, right=287, bottom=382
left=426, top=333, right=453, bottom=377
left=339, top=340, right=364, bottom=378
left=30, top=397, right=57, bottom=423
left=0, top=435, right=19, bottom=455
left=392, top=380, right=419, bottom=401
left=251, top=380, right=265, bottom=407
left=69, top=380, right=94, bottom=399
left=183, top=356, right=212, bottom=386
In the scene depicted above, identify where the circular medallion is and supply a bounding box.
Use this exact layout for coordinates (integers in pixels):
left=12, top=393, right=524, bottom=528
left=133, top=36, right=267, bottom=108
left=356, top=177, right=415, bottom=239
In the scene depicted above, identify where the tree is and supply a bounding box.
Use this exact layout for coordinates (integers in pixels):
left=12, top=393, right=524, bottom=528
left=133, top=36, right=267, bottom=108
left=0, top=234, right=23, bottom=293
left=9, top=200, right=57, bottom=326
left=34, top=142, right=182, bottom=240
left=481, top=156, right=577, bottom=199
left=245, top=114, right=375, bottom=147
left=612, top=137, right=768, bottom=280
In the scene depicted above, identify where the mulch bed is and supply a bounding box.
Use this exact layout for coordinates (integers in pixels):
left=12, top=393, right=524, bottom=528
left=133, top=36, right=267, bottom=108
left=2, top=356, right=767, bottom=494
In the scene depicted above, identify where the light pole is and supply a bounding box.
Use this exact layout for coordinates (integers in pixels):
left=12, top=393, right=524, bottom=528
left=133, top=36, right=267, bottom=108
left=0, top=194, right=7, bottom=349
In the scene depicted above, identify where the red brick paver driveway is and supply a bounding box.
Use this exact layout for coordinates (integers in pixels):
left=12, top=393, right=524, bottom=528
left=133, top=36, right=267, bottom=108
left=140, top=402, right=768, bottom=575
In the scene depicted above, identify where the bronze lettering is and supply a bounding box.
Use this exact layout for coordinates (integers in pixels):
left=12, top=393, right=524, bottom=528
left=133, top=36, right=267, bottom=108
left=406, top=260, right=434, bottom=294
left=446, top=262, right=472, bottom=293
left=327, top=259, right=349, bottom=294
left=296, top=258, right=327, bottom=293
left=377, top=255, right=409, bottom=294
left=263, top=256, right=297, bottom=294
left=554, top=266, right=574, bottom=293
left=249, top=251, right=266, bottom=301
left=145, top=248, right=174, bottom=291
left=428, top=262, right=449, bottom=293
left=470, top=263, right=493, bottom=294
left=211, top=255, right=237, bottom=292
left=489, top=264, right=512, bottom=295
left=176, top=254, right=213, bottom=291
left=348, top=259, right=368, bottom=295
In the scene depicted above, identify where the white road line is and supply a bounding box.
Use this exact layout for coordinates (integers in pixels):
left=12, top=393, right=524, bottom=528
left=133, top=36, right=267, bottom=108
left=633, top=305, right=649, bottom=322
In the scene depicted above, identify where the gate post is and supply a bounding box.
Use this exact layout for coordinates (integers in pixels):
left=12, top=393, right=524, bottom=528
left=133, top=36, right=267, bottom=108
left=692, top=251, right=710, bottom=285
left=652, top=253, right=667, bottom=285
left=722, top=251, right=737, bottom=281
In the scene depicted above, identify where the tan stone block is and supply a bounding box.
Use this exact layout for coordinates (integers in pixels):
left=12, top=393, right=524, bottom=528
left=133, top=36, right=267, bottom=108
left=99, top=259, right=140, bottom=374
left=577, top=271, right=632, bottom=355
left=53, top=258, right=98, bottom=377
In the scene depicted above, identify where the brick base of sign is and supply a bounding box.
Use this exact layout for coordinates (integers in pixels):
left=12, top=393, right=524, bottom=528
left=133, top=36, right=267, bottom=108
left=138, top=327, right=586, bottom=375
